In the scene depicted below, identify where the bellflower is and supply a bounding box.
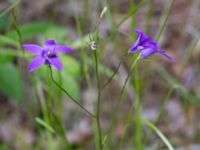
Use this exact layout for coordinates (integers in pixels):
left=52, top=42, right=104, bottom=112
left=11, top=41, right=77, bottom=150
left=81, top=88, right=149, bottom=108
left=23, top=40, right=74, bottom=72
left=130, top=29, right=174, bottom=61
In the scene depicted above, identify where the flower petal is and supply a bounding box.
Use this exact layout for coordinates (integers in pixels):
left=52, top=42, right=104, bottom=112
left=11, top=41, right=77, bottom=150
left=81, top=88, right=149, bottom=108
left=135, top=29, right=150, bottom=41
left=130, top=32, right=142, bottom=53
left=140, top=48, right=157, bottom=58
left=49, top=57, right=63, bottom=71
left=29, top=56, right=45, bottom=72
left=158, top=50, right=175, bottom=62
left=23, top=44, right=43, bottom=55
left=54, top=45, right=74, bottom=53
left=45, top=40, right=56, bottom=47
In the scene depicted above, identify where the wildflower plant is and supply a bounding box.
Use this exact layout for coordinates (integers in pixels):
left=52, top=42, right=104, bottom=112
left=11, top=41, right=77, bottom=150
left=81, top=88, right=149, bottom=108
left=18, top=2, right=176, bottom=150
left=24, top=39, right=95, bottom=118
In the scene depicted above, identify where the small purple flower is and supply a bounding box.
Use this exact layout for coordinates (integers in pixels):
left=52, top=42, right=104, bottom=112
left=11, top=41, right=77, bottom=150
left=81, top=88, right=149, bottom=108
left=130, top=29, right=174, bottom=61
left=23, top=40, right=74, bottom=72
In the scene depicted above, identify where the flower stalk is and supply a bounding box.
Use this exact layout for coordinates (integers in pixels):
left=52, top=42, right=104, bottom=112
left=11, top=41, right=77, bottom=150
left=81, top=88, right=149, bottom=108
left=93, top=50, right=103, bottom=150
left=48, top=66, right=96, bottom=119
left=118, top=54, right=141, bottom=102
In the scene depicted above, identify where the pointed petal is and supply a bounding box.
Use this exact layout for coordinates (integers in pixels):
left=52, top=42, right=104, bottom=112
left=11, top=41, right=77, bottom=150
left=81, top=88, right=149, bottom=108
left=130, top=32, right=142, bottom=53
left=49, top=57, right=63, bottom=71
left=135, top=29, right=150, bottom=41
left=23, top=44, right=42, bottom=55
left=45, top=40, right=56, bottom=47
left=29, top=56, right=45, bottom=72
left=158, top=51, right=175, bottom=62
left=54, top=45, right=74, bottom=53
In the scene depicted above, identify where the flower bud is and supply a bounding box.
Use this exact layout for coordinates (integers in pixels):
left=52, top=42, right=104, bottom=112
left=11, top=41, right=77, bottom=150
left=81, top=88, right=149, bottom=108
left=100, top=7, right=107, bottom=19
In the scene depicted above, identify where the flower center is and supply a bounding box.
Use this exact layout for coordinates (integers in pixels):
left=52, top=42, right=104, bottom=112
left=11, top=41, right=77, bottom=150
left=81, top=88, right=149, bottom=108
left=47, top=53, right=57, bottom=58
left=42, top=48, right=57, bottom=59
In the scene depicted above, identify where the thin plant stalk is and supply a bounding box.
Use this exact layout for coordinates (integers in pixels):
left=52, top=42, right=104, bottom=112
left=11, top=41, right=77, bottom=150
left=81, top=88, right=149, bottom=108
left=48, top=66, right=96, bottom=119
left=154, top=87, right=174, bottom=123
left=101, top=60, right=122, bottom=90
left=156, top=0, right=175, bottom=41
left=118, top=55, right=140, bottom=102
left=93, top=50, right=103, bottom=150
left=106, top=55, right=140, bottom=146
left=0, top=0, right=21, bottom=18
left=37, top=84, right=54, bottom=150
left=101, top=53, right=129, bottom=91
left=133, top=59, right=142, bottom=150
left=118, top=103, right=135, bottom=149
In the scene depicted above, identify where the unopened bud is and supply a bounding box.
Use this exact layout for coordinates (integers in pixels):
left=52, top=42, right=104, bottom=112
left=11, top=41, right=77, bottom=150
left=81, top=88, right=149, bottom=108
left=100, top=7, right=107, bottom=19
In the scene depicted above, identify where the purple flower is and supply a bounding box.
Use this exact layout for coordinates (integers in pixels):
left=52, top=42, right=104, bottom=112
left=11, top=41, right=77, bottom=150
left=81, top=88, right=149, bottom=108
left=23, top=40, right=74, bottom=72
left=130, top=29, right=174, bottom=61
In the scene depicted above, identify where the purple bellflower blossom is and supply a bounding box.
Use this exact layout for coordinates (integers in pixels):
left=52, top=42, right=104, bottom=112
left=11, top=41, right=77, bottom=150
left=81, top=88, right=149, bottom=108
left=23, top=40, right=74, bottom=72
left=130, top=29, right=174, bottom=61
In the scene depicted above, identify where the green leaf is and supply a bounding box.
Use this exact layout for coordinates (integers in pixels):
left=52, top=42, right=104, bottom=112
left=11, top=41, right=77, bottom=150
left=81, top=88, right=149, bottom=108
left=0, top=35, right=18, bottom=47
left=143, top=119, right=174, bottom=150
left=35, top=117, right=55, bottom=133
left=0, top=54, right=14, bottom=63
left=60, top=55, right=81, bottom=79
left=6, top=22, right=54, bottom=40
left=54, top=55, right=81, bottom=99
left=0, top=15, right=10, bottom=30
left=0, top=62, right=24, bottom=102
left=102, top=135, right=108, bottom=145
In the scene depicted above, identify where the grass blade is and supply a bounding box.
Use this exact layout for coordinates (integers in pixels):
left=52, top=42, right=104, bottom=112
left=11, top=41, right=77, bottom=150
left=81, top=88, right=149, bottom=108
left=143, top=119, right=174, bottom=150
left=35, top=117, right=56, bottom=133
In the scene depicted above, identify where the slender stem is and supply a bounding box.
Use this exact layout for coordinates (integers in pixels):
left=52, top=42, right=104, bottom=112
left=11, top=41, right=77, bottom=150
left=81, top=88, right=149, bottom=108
left=135, top=83, right=143, bottom=150
left=11, top=11, right=24, bottom=55
left=0, top=0, right=20, bottom=18
left=37, top=84, right=54, bottom=150
left=101, top=59, right=122, bottom=91
left=101, top=52, right=129, bottom=91
left=48, top=66, right=96, bottom=119
left=154, top=87, right=174, bottom=123
left=106, top=55, right=140, bottom=144
left=93, top=51, right=103, bottom=150
left=118, top=55, right=140, bottom=102
left=156, top=0, right=175, bottom=41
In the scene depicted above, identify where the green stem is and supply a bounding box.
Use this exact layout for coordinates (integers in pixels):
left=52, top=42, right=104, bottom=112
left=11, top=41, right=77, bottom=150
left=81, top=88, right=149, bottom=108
left=101, top=61, right=121, bottom=90
left=0, top=0, right=20, bottom=18
left=11, top=11, right=24, bottom=55
left=48, top=66, right=96, bottom=119
left=106, top=55, right=140, bottom=145
left=156, top=0, right=175, bottom=41
left=37, top=83, right=54, bottom=150
left=154, top=87, right=174, bottom=123
left=118, top=55, right=140, bottom=102
left=93, top=51, right=103, bottom=150
left=135, top=85, right=143, bottom=150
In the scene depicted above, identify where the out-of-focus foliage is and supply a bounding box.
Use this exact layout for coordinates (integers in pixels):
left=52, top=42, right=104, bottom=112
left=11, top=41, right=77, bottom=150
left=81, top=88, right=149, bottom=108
left=0, top=62, right=24, bottom=102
